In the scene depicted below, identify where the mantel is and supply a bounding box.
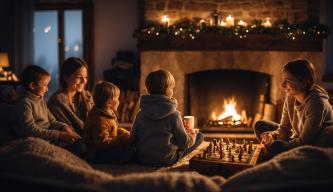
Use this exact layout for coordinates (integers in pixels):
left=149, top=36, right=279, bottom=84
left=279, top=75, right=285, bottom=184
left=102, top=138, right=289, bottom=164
left=135, top=34, right=324, bottom=52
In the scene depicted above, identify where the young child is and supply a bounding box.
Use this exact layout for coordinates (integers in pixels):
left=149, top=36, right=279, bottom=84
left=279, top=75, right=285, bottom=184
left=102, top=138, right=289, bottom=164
left=131, top=69, right=204, bottom=167
left=255, top=59, right=333, bottom=156
left=14, top=65, right=80, bottom=147
left=83, top=81, right=135, bottom=164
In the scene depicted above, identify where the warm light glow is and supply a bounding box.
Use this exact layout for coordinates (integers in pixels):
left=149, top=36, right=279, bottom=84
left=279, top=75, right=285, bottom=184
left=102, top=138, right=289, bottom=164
left=210, top=97, right=246, bottom=124
left=238, top=19, right=247, bottom=27
left=263, top=18, right=272, bottom=28
left=44, top=25, right=51, bottom=33
left=0, top=53, right=10, bottom=73
left=220, top=20, right=227, bottom=27
left=161, top=15, right=170, bottom=27
left=226, top=15, right=234, bottom=27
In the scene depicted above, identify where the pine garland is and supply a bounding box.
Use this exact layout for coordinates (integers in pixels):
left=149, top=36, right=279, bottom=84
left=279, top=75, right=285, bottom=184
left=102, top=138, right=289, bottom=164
left=136, top=19, right=330, bottom=40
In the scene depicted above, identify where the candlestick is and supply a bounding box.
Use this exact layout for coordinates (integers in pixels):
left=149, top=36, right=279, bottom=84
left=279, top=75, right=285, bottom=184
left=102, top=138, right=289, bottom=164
left=211, top=9, right=221, bottom=27
left=162, top=15, right=170, bottom=28
left=263, top=18, right=272, bottom=28
left=226, top=15, right=234, bottom=27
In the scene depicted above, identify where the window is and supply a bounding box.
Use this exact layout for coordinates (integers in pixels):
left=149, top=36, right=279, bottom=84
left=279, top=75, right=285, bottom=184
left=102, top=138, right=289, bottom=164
left=33, top=2, right=93, bottom=96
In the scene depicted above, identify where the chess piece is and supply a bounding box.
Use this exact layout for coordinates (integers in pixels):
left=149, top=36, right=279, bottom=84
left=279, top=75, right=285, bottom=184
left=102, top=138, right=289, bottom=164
left=231, top=155, right=235, bottom=162
left=213, top=139, right=218, bottom=147
left=238, top=152, right=242, bottom=161
left=250, top=141, right=253, bottom=151
left=219, top=149, right=224, bottom=159
left=239, top=146, right=243, bottom=153
left=204, top=149, right=208, bottom=159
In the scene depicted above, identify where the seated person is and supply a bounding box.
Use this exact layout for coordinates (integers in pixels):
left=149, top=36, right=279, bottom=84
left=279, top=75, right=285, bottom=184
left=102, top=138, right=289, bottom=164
left=254, top=59, right=333, bottom=156
left=83, top=81, right=134, bottom=164
left=131, top=69, right=204, bottom=167
left=14, top=65, right=81, bottom=153
left=48, top=57, right=93, bottom=136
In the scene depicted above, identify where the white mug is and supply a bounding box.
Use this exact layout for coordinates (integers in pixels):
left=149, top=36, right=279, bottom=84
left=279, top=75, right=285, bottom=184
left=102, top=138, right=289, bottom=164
left=183, top=116, right=195, bottom=130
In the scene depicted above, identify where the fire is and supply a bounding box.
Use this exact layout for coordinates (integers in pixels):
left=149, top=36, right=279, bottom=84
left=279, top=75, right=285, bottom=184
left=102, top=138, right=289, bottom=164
left=210, top=97, right=246, bottom=126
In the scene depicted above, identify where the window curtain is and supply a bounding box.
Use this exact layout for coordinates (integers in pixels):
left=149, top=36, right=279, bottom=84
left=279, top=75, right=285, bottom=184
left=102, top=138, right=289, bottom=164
left=323, top=0, right=333, bottom=81
left=0, top=0, right=34, bottom=75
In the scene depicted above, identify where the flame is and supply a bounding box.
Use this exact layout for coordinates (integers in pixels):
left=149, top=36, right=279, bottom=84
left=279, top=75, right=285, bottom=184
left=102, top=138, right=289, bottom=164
left=211, top=97, right=243, bottom=122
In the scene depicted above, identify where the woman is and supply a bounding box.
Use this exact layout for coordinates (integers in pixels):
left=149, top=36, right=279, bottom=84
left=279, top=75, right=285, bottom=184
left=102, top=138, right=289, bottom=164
left=48, top=57, right=93, bottom=136
left=254, top=59, right=333, bottom=156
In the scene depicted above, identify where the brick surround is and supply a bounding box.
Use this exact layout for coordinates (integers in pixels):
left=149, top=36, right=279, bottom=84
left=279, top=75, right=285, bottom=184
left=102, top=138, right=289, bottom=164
left=144, top=0, right=319, bottom=25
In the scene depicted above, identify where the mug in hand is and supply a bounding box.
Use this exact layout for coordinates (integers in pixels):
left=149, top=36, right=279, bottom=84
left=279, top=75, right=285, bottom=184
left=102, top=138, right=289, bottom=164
left=183, top=116, right=195, bottom=131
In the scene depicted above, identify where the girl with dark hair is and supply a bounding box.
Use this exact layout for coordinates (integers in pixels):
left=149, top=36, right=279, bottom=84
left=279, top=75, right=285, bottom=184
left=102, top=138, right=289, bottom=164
left=254, top=59, right=333, bottom=156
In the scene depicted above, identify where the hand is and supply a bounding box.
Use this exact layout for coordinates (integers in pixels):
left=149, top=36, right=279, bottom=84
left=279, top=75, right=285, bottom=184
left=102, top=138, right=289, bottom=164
left=58, top=131, right=79, bottom=143
left=260, top=131, right=274, bottom=148
left=63, top=126, right=81, bottom=140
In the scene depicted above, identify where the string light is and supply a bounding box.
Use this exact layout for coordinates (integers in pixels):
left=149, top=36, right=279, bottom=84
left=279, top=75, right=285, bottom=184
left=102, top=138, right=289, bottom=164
left=137, top=19, right=330, bottom=40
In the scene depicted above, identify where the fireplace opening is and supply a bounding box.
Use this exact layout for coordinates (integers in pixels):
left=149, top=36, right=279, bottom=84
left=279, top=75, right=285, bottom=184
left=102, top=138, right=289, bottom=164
left=185, top=69, right=271, bottom=132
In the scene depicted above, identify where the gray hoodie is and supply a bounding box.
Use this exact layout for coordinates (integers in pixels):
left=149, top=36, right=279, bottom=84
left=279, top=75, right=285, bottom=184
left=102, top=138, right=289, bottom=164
left=14, top=91, right=67, bottom=142
left=276, top=85, right=333, bottom=146
left=131, top=95, right=194, bottom=166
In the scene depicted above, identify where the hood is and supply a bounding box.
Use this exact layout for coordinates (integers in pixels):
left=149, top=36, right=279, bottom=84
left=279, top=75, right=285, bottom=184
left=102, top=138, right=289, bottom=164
left=296, top=84, right=329, bottom=109
left=306, top=84, right=329, bottom=102
left=20, top=90, right=42, bottom=102
left=140, top=95, right=177, bottom=120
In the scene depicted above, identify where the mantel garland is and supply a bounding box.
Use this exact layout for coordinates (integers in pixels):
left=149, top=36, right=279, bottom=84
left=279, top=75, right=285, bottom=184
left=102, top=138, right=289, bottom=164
left=135, top=19, right=330, bottom=40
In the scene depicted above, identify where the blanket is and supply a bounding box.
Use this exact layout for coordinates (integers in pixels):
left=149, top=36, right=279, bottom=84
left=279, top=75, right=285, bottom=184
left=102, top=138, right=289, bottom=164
left=93, top=141, right=210, bottom=176
left=0, top=138, right=223, bottom=192
left=222, top=145, right=333, bottom=192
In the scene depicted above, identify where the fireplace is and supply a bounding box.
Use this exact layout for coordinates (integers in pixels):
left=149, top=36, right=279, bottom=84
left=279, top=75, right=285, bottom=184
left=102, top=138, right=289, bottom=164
left=136, top=0, right=326, bottom=133
left=185, top=69, right=271, bottom=132
left=139, top=50, right=323, bottom=133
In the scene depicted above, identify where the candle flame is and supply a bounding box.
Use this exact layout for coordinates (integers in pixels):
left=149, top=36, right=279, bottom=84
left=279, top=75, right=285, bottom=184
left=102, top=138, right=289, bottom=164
left=162, top=15, right=170, bottom=23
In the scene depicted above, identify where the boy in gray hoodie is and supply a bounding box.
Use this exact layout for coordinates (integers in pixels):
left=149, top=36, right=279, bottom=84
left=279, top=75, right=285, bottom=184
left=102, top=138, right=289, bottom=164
left=131, top=69, right=204, bottom=166
left=254, top=59, right=333, bottom=156
left=14, top=65, right=81, bottom=150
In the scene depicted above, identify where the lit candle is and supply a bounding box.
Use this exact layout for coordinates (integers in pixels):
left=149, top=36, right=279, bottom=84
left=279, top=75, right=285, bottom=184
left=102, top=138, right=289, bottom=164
left=220, top=20, right=227, bottom=27
left=263, top=18, right=272, bottom=28
left=162, top=15, right=170, bottom=28
left=238, top=19, right=247, bottom=27
left=226, top=15, right=234, bottom=27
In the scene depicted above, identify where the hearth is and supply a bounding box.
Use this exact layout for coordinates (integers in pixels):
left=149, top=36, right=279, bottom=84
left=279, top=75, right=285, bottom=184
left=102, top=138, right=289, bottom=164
left=185, top=69, right=271, bottom=133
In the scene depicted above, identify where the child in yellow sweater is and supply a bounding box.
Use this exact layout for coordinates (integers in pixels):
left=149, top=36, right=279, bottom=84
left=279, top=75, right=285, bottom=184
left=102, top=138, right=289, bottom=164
left=83, top=81, right=135, bottom=163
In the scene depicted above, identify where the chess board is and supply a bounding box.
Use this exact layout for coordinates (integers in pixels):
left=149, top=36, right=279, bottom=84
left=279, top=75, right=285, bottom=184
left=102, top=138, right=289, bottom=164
left=189, top=138, right=262, bottom=177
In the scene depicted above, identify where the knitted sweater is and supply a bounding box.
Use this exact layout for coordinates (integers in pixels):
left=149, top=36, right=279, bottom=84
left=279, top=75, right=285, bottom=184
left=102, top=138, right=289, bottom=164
left=48, top=90, right=93, bottom=135
left=14, top=91, right=67, bottom=142
left=83, top=107, right=130, bottom=151
left=276, top=85, right=333, bottom=146
left=131, top=95, right=194, bottom=166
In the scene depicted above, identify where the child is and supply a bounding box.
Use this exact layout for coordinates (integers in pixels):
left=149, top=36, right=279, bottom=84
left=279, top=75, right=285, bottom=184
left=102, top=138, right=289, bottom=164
left=83, top=81, right=135, bottom=164
left=131, top=69, right=204, bottom=167
left=14, top=65, right=81, bottom=147
left=254, top=59, right=333, bottom=156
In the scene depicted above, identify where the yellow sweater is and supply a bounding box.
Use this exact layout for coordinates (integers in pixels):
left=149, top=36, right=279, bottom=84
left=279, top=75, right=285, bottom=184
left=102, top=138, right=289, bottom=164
left=83, top=107, right=130, bottom=151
